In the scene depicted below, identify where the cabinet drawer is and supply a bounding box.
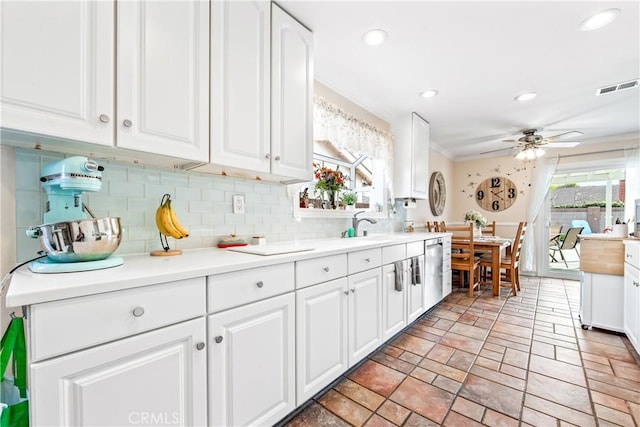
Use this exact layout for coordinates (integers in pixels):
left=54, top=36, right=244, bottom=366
left=296, top=254, right=347, bottom=289
left=348, top=248, right=382, bottom=274
left=382, top=244, right=406, bottom=264
left=208, top=263, right=294, bottom=313
left=625, top=241, right=640, bottom=269
left=406, top=241, right=424, bottom=258
left=30, top=277, right=205, bottom=361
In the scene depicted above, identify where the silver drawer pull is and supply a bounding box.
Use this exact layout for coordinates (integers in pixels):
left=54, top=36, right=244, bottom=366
left=196, top=342, right=205, bottom=351
left=132, top=306, right=145, bottom=317
left=99, top=114, right=110, bottom=123
left=265, top=153, right=271, bottom=159
left=344, top=291, right=349, bottom=296
left=256, top=281, right=264, bottom=288
left=634, top=281, right=639, bottom=287
left=323, top=267, right=330, bottom=272
left=274, top=155, right=281, bottom=161
left=214, top=336, right=223, bottom=344
left=365, top=258, right=371, bottom=262
left=123, top=119, right=133, bottom=127
left=351, top=288, right=355, bottom=293
left=627, top=254, right=632, bottom=258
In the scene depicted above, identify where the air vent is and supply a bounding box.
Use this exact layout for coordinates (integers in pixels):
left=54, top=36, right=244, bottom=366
left=596, top=79, right=639, bottom=96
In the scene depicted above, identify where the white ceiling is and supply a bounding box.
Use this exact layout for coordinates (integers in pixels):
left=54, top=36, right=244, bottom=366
left=280, top=1, right=640, bottom=160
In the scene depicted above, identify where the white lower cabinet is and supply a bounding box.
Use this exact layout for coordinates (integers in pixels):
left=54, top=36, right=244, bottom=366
left=30, top=318, right=207, bottom=426
left=348, top=268, right=383, bottom=366
left=296, top=277, right=349, bottom=404
left=382, top=264, right=407, bottom=340
left=407, top=254, right=426, bottom=323
left=442, top=236, right=453, bottom=297
left=624, top=262, right=640, bottom=353
left=208, top=293, right=296, bottom=427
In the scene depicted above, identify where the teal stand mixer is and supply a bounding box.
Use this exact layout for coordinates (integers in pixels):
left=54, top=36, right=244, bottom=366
left=27, top=156, right=124, bottom=273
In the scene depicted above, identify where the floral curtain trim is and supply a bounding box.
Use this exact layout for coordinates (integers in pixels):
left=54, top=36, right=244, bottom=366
left=313, top=97, right=393, bottom=161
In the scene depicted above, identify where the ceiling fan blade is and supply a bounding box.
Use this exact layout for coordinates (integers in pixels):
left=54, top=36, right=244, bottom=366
left=545, top=141, right=580, bottom=148
left=501, top=139, right=517, bottom=142
left=545, top=131, right=584, bottom=140
left=480, top=146, right=518, bottom=155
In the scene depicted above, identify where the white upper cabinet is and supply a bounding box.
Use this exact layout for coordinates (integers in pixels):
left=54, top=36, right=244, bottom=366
left=0, top=1, right=114, bottom=146
left=210, top=2, right=313, bottom=182
left=211, top=1, right=271, bottom=173
left=1, top=0, right=209, bottom=162
left=393, top=113, right=430, bottom=199
left=271, top=4, right=314, bottom=182
left=117, top=0, right=210, bottom=162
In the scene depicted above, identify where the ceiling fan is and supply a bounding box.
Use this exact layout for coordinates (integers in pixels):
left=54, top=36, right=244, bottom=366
left=481, top=128, right=582, bottom=159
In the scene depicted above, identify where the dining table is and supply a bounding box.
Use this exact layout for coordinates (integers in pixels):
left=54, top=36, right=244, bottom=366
left=451, top=236, right=512, bottom=296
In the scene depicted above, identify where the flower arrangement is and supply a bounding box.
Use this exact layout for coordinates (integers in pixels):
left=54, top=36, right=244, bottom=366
left=464, top=210, right=488, bottom=227
left=313, top=163, right=348, bottom=195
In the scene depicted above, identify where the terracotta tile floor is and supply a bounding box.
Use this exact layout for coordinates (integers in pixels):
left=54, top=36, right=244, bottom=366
left=282, top=277, right=640, bottom=426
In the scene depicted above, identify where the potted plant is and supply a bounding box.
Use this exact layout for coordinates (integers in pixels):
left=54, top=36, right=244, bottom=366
left=340, top=191, right=358, bottom=210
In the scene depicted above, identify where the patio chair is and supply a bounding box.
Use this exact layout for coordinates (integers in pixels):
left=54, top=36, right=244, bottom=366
left=549, top=226, right=583, bottom=268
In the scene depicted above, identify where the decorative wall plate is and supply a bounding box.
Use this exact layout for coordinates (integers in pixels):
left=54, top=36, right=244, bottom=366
left=475, top=176, right=517, bottom=212
left=429, top=171, right=446, bottom=216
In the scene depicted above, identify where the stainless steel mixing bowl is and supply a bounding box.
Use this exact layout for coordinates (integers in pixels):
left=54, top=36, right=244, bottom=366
left=28, top=217, right=122, bottom=263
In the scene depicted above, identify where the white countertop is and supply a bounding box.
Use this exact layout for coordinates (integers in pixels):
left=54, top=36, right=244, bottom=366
left=6, top=232, right=448, bottom=307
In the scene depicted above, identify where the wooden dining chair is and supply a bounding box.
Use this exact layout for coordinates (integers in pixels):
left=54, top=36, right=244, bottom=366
left=443, top=223, right=481, bottom=297
left=479, top=221, right=527, bottom=296
left=482, top=221, right=496, bottom=236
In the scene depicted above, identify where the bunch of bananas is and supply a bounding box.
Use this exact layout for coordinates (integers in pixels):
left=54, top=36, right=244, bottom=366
left=155, top=194, right=189, bottom=239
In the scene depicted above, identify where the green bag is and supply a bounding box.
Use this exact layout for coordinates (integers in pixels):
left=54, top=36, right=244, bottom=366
left=1, top=317, right=29, bottom=427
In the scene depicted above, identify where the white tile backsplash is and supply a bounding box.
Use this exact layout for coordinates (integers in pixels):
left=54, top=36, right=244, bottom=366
left=14, top=149, right=397, bottom=262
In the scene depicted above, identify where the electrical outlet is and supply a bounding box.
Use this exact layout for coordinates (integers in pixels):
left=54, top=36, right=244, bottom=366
left=233, top=195, right=245, bottom=214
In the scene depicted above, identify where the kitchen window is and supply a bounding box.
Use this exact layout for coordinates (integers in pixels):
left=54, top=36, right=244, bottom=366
left=293, top=97, right=393, bottom=218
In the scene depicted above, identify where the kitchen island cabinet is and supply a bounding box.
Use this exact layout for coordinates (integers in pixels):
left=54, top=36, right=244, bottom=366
left=623, top=240, right=640, bottom=354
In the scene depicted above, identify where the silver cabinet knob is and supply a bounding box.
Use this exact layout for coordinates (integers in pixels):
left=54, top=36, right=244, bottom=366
left=274, top=155, right=281, bottom=161
left=265, top=153, right=271, bottom=159
left=323, top=267, right=330, bottom=272
left=344, top=291, right=349, bottom=296
left=365, top=258, right=371, bottom=262
left=256, top=281, right=264, bottom=288
left=99, top=114, right=110, bottom=123
left=132, top=306, right=145, bottom=317
left=214, top=336, right=223, bottom=343
left=350, top=288, right=355, bottom=293
left=634, top=281, right=639, bottom=287
left=123, top=119, right=133, bottom=127
left=196, top=342, right=205, bottom=351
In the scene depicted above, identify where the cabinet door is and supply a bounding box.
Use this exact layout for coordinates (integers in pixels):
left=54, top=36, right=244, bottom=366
left=348, top=268, right=383, bottom=366
left=296, top=278, right=349, bottom=404
left=271, top=4, right=314, bottom=182
left=1, top=1, right=114, bottom=146
left=211, top=0, right=271, bottom=173
left=624, top=264, right=639, bottom=351
left=407, top=255, right=426, bottom=322
left=411, top=113, right=430, bottom=198
left=209, top=293, right=295, bottom=427
left=30, top=318, right=207, bottom=426
left=117, top=0, right=209, bottom=162
left=382, top=264, right=407, bottom=340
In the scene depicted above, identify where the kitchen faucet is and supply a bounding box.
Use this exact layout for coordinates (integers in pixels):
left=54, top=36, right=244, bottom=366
left=352, top=211, right=377, bottom=237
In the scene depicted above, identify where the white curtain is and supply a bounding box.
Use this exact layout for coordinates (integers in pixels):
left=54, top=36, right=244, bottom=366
left=624, top=146, right=640, bottom=224
left=522, top=155, right=559, bottom=273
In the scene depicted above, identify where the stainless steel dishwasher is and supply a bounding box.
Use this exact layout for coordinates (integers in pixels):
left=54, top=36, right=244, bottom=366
left=424, top=238, right=444, bottom=310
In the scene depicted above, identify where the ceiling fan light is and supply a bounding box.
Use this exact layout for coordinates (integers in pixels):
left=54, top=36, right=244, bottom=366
left=516, top=150, right=527, bottom=160
left=515, top=92, right=537, bottom=102
left=579, top=8, right=620, bottom=31
left=362, top=29, right=388, bottom=46
left=534, top=147, right=545, bottom=157
left=419, top=89, right=439, bottom=98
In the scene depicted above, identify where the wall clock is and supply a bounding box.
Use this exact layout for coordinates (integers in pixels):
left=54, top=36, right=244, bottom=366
left=475, top=176, right=517, bottom=212
left=429, top=171, right=446, bottom=216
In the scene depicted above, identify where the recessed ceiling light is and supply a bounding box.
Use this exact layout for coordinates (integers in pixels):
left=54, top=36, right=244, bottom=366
left=515, top=92, right=537, bottom=102
left=362, top=29, right=388, bottom=46
left=579, top=8, right=620, bottom=31
left=419, top=89, right=439, bottom=98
